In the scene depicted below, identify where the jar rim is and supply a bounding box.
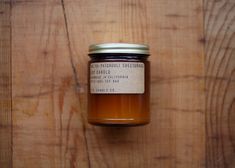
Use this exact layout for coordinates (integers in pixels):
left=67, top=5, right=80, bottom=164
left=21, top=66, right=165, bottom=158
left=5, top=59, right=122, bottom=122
left=89, top=43, right=150, bottom=55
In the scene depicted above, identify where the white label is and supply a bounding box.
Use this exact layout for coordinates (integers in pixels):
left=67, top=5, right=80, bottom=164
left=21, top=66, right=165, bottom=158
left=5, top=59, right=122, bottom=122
left=90, top=62, right=145, bottom=94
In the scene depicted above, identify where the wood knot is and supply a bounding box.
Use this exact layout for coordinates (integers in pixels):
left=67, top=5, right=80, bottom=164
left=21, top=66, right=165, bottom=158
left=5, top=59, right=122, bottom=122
left=42, top=50, right=48, bottom=56
left=198, top=37, right=206, bottom=44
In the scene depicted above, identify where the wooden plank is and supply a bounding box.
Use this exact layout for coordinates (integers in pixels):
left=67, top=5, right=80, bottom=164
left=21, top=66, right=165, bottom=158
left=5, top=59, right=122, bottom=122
left=63, top=0, right=205, bottom=167
left=0, top=1, right=12, bottom=167
left=204, top=0, right=235, bottom=167
left=12, top=0, right=89, bottom=167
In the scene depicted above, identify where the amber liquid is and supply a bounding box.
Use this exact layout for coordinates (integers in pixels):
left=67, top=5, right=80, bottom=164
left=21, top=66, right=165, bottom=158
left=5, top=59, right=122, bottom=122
left=88, top=60, right=150, bottom=126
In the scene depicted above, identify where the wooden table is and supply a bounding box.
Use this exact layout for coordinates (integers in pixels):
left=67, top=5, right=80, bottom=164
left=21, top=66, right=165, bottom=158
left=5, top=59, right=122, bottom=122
left=0, top=0, right=234, bottom=167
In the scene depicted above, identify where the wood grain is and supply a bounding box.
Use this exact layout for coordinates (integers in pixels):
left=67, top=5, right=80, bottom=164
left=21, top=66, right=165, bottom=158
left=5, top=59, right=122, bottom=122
left=12, top=0, right=88, bottom=167
left=204, top=0, right=235, bottom=167
left=0, top=1, right=12, bottom=167
left=11, top=0, right=205, bottom=167
left=0, top=0, right=232, bottom=167
left=62, top=0, right=205, bottom=167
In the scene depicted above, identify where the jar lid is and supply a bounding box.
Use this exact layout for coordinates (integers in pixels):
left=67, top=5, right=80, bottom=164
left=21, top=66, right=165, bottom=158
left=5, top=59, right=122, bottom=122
left=89, top=43, right=149, bottom=55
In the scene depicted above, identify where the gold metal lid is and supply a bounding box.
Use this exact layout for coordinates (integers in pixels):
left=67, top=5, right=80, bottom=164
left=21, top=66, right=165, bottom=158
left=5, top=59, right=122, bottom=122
left=89, top=43, right=149, bottom=55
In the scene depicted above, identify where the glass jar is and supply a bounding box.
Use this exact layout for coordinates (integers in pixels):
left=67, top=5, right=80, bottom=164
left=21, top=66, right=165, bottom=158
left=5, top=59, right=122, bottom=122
left=87, top=43, right=150, bottom=126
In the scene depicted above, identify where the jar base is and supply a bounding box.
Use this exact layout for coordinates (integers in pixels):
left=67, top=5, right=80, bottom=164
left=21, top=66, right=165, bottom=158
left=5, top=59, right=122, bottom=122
left=88, top=118, right=149, bottom=127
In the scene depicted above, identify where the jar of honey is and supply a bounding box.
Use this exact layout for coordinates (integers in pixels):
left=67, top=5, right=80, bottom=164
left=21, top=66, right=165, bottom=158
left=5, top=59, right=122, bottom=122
left=87, top=43, right=150, bottom=126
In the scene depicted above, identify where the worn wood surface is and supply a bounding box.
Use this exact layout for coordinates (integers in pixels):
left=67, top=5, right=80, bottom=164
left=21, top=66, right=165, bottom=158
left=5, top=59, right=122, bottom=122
left=0, top=1, right=12, bottom=167
left=204, top=0, right=235, bottom=167
left=0, top=0, right=234, bottom=167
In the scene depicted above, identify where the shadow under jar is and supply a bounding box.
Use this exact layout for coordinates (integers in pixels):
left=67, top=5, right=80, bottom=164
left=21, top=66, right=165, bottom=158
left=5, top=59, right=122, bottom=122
left=88, top=43, right=150, bottom=126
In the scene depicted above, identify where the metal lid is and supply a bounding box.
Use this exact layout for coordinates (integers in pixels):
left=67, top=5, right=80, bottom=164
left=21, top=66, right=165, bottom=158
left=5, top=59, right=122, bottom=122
left=89, top=43, right=149, bottom=55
